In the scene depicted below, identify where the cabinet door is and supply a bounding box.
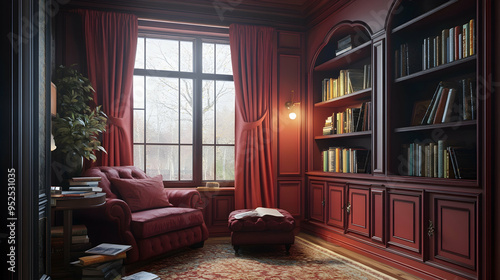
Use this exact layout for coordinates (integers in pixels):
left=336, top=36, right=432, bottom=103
left=327, top=183, right=345, bottom=229
left=428, top=193, right=477, bottom=273
left=388, top=190, right=422, bottom=257
left=346, top=185, right=370, bottom=237
left=309, top=181, right=325, bottom=223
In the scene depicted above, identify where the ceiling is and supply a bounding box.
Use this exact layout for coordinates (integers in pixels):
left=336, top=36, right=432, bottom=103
left=66, top=0, right=351, bottom=29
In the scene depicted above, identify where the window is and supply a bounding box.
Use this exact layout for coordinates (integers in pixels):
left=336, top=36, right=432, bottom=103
left=133, top=34, right=235, bottom=187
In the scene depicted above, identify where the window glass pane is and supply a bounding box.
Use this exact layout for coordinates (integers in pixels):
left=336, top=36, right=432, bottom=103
left=146, top=77, right=179, bottom=143
left=180, top=79, right=193, bottom=144
left=216, top=81, right=235, bottom=144
left=202, top=43, right=214, bottom=74
left=202, top=146, right=214, bottom=180
left=133, top=144, right=145, bottom=171
left=133, top=75, right=144, bottom=109
left=135, top=37, right=144, bottom=69
left=180, top=41, right=193, bottom=72
left=202, top=80, right=215, bottom=144
left=216, top=146, right=234, bottom=180
left=146, top=145, right=178, bottom=180
left=133, top=110, right=144, bottom=143
left=146, top=38, right=179, bottom=71
left=180, top=145, right=193, bottom=180
left=216, top=44, right=232, bottom=75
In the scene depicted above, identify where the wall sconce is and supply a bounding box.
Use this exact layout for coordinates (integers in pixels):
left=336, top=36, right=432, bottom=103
left=285, top=91, right=300, bottom=120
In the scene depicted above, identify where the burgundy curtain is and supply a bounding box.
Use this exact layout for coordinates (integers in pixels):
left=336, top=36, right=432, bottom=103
left=229, top=24, right=276, bottom=209
left=80, top=10, right=138, bottom=167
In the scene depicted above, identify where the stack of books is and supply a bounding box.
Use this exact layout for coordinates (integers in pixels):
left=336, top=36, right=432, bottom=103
left=401, top=140, right=476, bottom=179
left=322, top=147, right=371, bottom=174
left=51, top=224, right=92, bottom=265
left=335, top=35, right=352, bottom=56
left=321, top=65, right=371, bottom=102
left=68, top=176, right=103, bottom=192
left=73, top=243, right=132, bottom=280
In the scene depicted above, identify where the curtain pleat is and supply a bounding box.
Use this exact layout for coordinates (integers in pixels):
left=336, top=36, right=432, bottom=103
left=79, top=10, right=138, bottom=167
left=229, top=24, right=276, bottom=209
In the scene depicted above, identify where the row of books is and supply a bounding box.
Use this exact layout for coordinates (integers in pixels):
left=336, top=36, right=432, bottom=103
left=51, top=224, right=92, bottom=265
left=415, top=78, right=476, bottom=126
left=394, top=19, right=475, bottom=78
left=323, top=102, right=371, bottom=135
left=322, top=147, right=371, bottom=174
left=401, top=140, right=476, bottom=179
left=321, top=65, right=371, bottom=102
left=422, top=19, right=475, bottom=71
left=51, top=176, right=103, bottom=206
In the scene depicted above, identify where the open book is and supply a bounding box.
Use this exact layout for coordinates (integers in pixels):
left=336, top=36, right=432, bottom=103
left=234, top=207, right=284, bottom=219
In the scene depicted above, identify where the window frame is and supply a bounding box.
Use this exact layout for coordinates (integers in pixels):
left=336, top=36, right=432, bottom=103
left=133, top=29, right=234, bottom=188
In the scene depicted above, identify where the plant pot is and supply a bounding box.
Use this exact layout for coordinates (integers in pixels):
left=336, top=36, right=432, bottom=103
left=51, top=148, right=84, bottom=187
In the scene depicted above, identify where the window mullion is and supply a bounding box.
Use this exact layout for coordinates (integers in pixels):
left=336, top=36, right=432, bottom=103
left=193, top=37, right=203, bottom=185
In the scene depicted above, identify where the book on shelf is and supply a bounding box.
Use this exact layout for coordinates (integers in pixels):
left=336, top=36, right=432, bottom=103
left=402, top=140, right=475, bottom=179
left=86, top=243, right=132, bottom=256
left=322, top=147, right=370, bottom=174
left=233, top=207, right=284, bottom=219
left=418, top=78, right=475, bottom=125
left=51, top=224, right=87, bottom=237
left=122, top=271, right=160, bottom=280
left=51, top=234, right=90, bottom=245
left=410, top=100, right=431, bottom=126
left=51, top=190, right=96, bottom=198
left=420, top=19, right=475, bottom=71
left=321, top=65, right=370, bottom=102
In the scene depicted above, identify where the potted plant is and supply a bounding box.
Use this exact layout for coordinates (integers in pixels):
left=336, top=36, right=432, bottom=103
left=51, top=65, right=107, bottom=183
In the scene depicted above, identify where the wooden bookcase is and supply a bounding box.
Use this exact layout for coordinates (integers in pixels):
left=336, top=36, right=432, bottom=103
left=387, top=0, right=478, bottom=184
left=308, top=23, right=373, bottom=175
left=304, top=0, right=488, bottom=279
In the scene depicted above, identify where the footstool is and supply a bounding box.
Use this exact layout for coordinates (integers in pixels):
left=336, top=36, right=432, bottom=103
left=228, top=208, right=295, bottom=255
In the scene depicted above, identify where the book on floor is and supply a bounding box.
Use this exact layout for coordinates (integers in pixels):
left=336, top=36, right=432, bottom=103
left=122, top=271, right=160, bottom=280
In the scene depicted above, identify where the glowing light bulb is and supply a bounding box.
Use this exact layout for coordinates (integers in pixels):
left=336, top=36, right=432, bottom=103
left=289, top=112, right=297, bottom=120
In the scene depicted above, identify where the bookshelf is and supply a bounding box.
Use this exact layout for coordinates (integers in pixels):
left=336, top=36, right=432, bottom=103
left=387, top=0, right=478, bottom=183
left=309, top=23, right=373, bottom=175
left=304, top=0, right=489, bottom=279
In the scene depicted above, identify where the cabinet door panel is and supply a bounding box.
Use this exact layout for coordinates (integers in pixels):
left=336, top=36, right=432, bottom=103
left=212, top=195, right=235, bottom=226
left=309, top=181, right=325, bottom=223
left=347, top=186, right=370, bottom=237
left=388, top=191, right=421, bottom=255
left=371, top=187, right=385, bottom=244
left=327, top=183, right=345, bottom=229
left=429, top=194, right=477, bottom=271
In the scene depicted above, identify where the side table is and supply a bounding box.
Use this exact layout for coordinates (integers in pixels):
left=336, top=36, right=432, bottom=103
left=51, top=193, right=106, bottom=266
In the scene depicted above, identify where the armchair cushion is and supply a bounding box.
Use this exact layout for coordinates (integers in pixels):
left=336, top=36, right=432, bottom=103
left=110, top=175, right=173, bottom=212
left=131, top=207, right=205, bottom=239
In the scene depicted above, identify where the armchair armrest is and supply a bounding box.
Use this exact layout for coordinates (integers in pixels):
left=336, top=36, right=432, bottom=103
left=164, top=189, right=203, bottom=209
left=76, top=198, right=135, bottom=246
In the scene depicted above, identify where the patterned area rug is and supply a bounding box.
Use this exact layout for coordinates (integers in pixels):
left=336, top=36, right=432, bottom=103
left=126, top=236, right=396, bottom=279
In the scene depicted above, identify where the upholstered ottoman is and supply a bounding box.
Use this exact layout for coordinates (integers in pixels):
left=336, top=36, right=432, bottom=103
left=228, top=208, right=295, bottom=254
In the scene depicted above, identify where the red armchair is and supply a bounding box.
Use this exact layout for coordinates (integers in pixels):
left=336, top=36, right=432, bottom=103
left=76, top=166, right=209, bottom=263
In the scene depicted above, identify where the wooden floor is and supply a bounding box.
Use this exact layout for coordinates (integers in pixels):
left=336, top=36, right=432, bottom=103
left=297, top=232, right=422, bottom=280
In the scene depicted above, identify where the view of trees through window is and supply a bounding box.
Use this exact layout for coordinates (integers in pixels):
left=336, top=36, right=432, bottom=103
left=133, top=35, right=235, bottom=185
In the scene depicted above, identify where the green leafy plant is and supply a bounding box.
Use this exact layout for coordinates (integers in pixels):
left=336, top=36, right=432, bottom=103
left=52, top=65, right=108, bottom=161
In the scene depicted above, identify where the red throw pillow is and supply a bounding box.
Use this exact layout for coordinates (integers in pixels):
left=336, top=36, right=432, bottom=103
left=109, top=175, right=172, bottom=212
